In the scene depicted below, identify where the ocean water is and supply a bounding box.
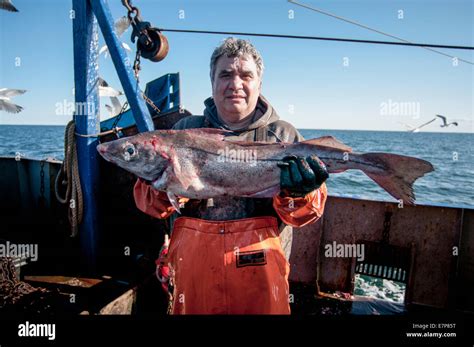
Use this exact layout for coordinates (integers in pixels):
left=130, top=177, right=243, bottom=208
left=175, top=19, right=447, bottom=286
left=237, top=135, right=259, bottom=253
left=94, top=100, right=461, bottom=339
left=0, top=125, right=66, bottom=161
left=354, top=274, right=405, bottom=303
left=1, top=125, right=472, bottom=208
left=299, top=129, right=473, bottom=208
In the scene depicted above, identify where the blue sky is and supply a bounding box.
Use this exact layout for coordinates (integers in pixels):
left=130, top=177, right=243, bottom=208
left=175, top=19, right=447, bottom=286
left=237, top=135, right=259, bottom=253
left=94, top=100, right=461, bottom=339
left=0, top=0, right=472, bottom=132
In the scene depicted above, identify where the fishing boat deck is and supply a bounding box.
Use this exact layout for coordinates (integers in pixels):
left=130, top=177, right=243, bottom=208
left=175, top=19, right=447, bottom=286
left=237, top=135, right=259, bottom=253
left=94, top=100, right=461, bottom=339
left=1, top=155, right=473, bottom=317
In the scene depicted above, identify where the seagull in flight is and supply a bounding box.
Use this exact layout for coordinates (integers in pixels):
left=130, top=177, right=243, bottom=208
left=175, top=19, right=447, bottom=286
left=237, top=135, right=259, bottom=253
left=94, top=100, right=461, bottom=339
left=436, top=114, right=458, bottom=128
left=98, top=77, right=124, bottom=118
left=72, top=78, right=123, bottom=97
left=0, top=0, right=18, bottom=12
left=399, top=118, right=437, bottom=133
left=99, top=16, right=132, bottom=58
left=98, top=77, right=123, bottom=97
left=0, top=88, right=26, bottom=113
left=105, top=96, right=123, bottom=118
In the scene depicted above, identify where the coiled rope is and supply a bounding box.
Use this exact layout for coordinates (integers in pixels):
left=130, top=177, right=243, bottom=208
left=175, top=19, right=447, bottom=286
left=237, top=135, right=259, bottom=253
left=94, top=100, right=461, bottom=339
left=55, top=120, right=83, bottom=237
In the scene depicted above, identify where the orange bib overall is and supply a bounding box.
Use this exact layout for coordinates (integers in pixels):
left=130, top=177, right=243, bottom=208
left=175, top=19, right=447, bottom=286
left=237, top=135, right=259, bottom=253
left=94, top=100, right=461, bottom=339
left=167, top=216, right=291, bottom=314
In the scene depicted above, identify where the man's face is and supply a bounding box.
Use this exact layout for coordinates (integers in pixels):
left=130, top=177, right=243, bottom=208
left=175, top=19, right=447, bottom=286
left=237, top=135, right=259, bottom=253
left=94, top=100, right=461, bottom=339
left=212, top=54, right=262, bottom=123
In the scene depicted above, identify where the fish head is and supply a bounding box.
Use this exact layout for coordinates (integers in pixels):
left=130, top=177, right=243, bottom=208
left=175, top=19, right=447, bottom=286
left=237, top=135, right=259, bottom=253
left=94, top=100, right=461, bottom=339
left=97, top=134, right=170, bottom=181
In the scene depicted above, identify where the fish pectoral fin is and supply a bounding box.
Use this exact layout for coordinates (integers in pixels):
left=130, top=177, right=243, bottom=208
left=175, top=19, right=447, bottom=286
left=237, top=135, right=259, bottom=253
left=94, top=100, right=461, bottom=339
left=303, top=136, right=352, bottom=152
left=175, top=170, right=198, bottom=191
left=171, top=157, right=201, bottom=191
left=167, top=191, right=182, bottom=214
left=174, top=165, right=196, bottom=190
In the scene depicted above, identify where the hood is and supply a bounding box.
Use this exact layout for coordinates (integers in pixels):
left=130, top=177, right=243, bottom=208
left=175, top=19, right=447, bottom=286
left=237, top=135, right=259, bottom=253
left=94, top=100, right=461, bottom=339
left=203, top=95, right=280, bottom=132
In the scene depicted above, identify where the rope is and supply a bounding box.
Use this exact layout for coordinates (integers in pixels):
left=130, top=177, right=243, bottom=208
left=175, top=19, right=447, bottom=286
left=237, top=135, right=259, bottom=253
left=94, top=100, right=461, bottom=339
left=54, top=120, right=83, bottom=237
left=158, top=28, right=474, bottom=51
left=288, top=0, right=473, bottom=65
left=75, top=126, right=123, bottom=138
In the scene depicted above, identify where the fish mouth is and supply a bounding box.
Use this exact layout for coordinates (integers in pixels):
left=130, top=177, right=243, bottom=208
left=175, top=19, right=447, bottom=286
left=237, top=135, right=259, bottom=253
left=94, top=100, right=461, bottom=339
left=96, top=144, right=111, bottom=161
left=97, top=143, right=106, bottom=154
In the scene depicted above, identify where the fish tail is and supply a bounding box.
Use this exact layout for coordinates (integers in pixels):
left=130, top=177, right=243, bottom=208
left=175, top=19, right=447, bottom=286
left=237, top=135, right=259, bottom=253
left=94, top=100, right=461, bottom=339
left=360, top=153, right=434, bottom=205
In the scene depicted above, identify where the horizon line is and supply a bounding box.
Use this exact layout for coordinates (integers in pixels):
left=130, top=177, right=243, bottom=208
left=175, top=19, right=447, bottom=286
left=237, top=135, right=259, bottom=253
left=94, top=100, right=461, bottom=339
left=0, top=123, right=472, bottom=135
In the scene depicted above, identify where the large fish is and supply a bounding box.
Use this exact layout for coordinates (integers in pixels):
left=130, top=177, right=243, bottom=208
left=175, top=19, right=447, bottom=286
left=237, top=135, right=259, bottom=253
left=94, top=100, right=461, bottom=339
left=97, top=128, right=434, bottom=209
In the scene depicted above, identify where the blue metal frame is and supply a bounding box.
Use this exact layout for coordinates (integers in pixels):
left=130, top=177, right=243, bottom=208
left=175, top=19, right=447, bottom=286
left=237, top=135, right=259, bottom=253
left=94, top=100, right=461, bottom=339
left=72, top=0, right=156, bottom=271
left=144, top=73, right=181, bottom=115
left=100, top=73, right=182, bottom=133
left=90, top=0, right=154, bottom=133
left=72, top=0, right=100, bottom=272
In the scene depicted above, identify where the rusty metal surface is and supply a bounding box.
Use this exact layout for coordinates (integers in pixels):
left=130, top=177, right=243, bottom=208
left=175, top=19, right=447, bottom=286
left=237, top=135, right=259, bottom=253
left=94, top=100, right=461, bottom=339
left=387, top=203, right=461, bottom=308
left=319, top=198, right=388, bottom=292
left=289, top=196, right=472, bottom=310
left=457, top=208, right=474, bottom=311
left=288, top=219, right=323, bottom=283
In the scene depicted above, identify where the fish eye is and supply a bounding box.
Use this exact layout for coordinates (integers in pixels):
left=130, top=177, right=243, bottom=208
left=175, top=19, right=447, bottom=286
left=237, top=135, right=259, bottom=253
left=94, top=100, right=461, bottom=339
left=123, top=143, right=136, bottom=161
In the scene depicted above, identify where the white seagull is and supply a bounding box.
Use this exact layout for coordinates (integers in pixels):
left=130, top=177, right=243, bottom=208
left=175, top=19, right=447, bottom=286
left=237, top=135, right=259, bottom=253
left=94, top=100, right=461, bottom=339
left=436, top=114, right=458, bottom=128
left=399, top=118, right=437, bottom=133
left=98, top=77, right=123, bottom=97
left=72, top=79, right=123, bottom=97
left=0, top=0, right=18, bottom=12
left=0, top=88, right=26, bottom=113
left=105, top=96, right=123, bottom=117
left=99, top=16, right=132, bottom=58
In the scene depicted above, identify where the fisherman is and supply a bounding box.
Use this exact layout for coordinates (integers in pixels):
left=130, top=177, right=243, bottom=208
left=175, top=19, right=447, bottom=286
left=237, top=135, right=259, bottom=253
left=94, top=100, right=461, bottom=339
left=133, top=37, right=329, bottom=314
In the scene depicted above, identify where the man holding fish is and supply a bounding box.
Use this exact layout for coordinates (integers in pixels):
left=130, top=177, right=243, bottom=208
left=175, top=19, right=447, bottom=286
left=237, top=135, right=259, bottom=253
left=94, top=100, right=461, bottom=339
left=98, top=37, right=433, bottom=314
left=134, top=38, right=329, bottom=314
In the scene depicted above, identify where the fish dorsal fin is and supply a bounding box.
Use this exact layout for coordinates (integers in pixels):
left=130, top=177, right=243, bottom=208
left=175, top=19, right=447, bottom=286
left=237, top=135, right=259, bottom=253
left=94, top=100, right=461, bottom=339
left=302, top=136, right=352, bottom=152
left=145, top=128, right=233, bottom=142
